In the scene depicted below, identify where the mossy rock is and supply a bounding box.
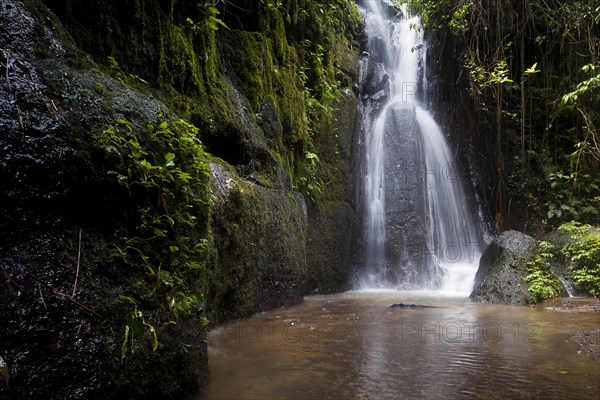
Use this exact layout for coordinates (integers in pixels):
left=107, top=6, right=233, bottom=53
left=208, top=166, right=307, bottom=323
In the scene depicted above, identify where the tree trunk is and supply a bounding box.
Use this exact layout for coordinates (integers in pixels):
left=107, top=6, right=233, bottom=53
left=495, top=0, right=504, bottom=230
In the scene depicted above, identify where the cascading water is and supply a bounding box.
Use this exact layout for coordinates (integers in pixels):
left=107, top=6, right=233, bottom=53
left=357, top=1, right=484, bottom=293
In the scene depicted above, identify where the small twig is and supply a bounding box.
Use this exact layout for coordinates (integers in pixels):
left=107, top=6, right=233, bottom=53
left=26, top=272, right=111, bottom=323
left=72, top=228, right=82, bottom=298
left=76, top=321, right=84, bottom=335
left=55, top=290, right=108, bottom=321
left=39, top=283, right=47, bottom=310
left=468, top=143, right=488, bottom=160
left=47, top=99, right=60, bottom=120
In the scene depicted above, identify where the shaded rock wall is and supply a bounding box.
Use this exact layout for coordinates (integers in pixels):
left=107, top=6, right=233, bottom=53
left=306, top=88, right=359, bottom=293
left=209, top=162, right=308, bottom=323
left=1, top=0, right=361, bottom=398
left=0, top=1, right=208, bottom=399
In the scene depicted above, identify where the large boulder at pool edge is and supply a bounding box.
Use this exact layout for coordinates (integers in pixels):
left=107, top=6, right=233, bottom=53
left=470, top=230, right=537, bottom=305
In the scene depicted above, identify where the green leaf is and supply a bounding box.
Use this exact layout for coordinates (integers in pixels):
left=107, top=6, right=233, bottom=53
left=212, top=16, right=229, bottom=29
left=148, top=324, right=159, bottom=351
left=561, top=93, right=576, bottom=105
left=524, top=62, right=540, bottom=75
left=128, top=311, right=146, bottom=340
left=121, top=325, right=130, bottom=362
left=139, top=159, right=154, bottom=170
left=165, top=152, right=176, bottom=167
left=581, top=64, right=594, bottom=73
left=119, top=295, right=139, bottom=306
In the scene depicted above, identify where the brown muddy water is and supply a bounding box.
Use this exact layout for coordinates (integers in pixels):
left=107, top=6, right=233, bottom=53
left=196, top=291, right=600, bottom=399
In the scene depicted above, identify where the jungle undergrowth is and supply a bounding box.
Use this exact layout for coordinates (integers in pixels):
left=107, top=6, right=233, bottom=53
left=97, top=117, right=211, bottom=358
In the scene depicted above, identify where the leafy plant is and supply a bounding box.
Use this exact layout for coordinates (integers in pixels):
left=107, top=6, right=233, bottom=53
left=193, top=1, right=229, bottom=31
left=98, top=117, right=211, bottom=351
left=402, top=0, right=453, bottom=31
left=107, top=56, right=148, bottom=85
left=464, top=54, right=514, bottom=98
left=260, top=0, right=283, bottom=11
left=120, top=297, right=158, bottom=362
left=545, top=170, right=600, bottom=225
left=559, top=222, right=600, bottom=296
left=448, top=0, right=472, bottom=36
left=560, top=64, right=600, bottom=107
left=299, top=151, right=322, bottom=203
left=525, top=241, right=561, bottom=302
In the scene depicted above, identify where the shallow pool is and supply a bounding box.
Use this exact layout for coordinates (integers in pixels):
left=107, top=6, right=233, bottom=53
left=197, top=291, right=600, bottom=399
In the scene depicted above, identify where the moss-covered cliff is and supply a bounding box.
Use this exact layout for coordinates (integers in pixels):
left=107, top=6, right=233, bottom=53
left=0, top=0, right=362, bottom=398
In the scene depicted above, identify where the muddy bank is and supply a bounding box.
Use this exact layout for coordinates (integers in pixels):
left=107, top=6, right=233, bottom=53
left=545, top=298, right=600, bottom=363
left=571, top=330, right=600, bottom=363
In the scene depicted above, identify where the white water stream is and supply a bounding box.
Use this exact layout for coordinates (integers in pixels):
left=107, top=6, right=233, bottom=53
left=360, top=1, right=482, bottom=293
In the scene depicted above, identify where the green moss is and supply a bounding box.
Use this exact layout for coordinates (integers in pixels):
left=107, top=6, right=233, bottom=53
left=207, top=181, right=307, bottom=323
left=260, top=5, right=289, bottom=65
left=43, top=0, right=362, bottom=329
left=273, top=49, right=309, bottom=145
left=94, top=82, right=106, bottom=93
left=221, top=30, right=272, bottom=112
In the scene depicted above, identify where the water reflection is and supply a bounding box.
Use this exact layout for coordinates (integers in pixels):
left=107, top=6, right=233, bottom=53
left=198, top=291, right=599, bottom=399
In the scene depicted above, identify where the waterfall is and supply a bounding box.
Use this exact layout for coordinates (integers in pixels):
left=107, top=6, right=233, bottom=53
left=558, top=276, right=575, bottom=298
left=356, top=1, right=484, bottom=293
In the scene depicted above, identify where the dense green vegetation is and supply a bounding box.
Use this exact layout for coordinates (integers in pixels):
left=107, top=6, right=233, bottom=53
left=97, top=117, right=211, bottom=355
left=402, top=0, right=599, bottom=232
left=68, top=0, right=360, bottom=197
left=79, top=0, right=362, bottom=353
left=525, top=240, right=561, bottom=302
left=559, top=222, right=600, bottom=296
left=526, top=222, right=600, bottom=300
left=1, top=1, right=364, bottom=397
left=47, top=0, right=363, bottom=323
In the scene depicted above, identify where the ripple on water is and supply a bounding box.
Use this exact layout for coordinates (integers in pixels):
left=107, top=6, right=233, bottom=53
left=199, top=291, right=600, bottom=400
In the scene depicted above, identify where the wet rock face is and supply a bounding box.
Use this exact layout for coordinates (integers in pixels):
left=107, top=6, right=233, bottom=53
left=358, top=53, right=390, bottom=102
left=208, top=162, right=309, bottom=322
left=1, top=0, right=361, bottom=397
left=0, top=0, right=67, bottom=229
left=382, top=104, right=437, bottom=286
left=470, top=230, right=537, bottom=305
left=0, top=1, right=207, bottom=399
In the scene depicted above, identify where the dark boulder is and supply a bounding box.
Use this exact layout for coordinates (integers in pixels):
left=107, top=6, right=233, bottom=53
left=470, top=230, right=537, bottom=305
left=389, top=303, right=436, bottom=309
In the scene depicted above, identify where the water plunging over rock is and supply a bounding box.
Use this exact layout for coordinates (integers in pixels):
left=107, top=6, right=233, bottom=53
left=355, top=1, right=484, bottom=292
